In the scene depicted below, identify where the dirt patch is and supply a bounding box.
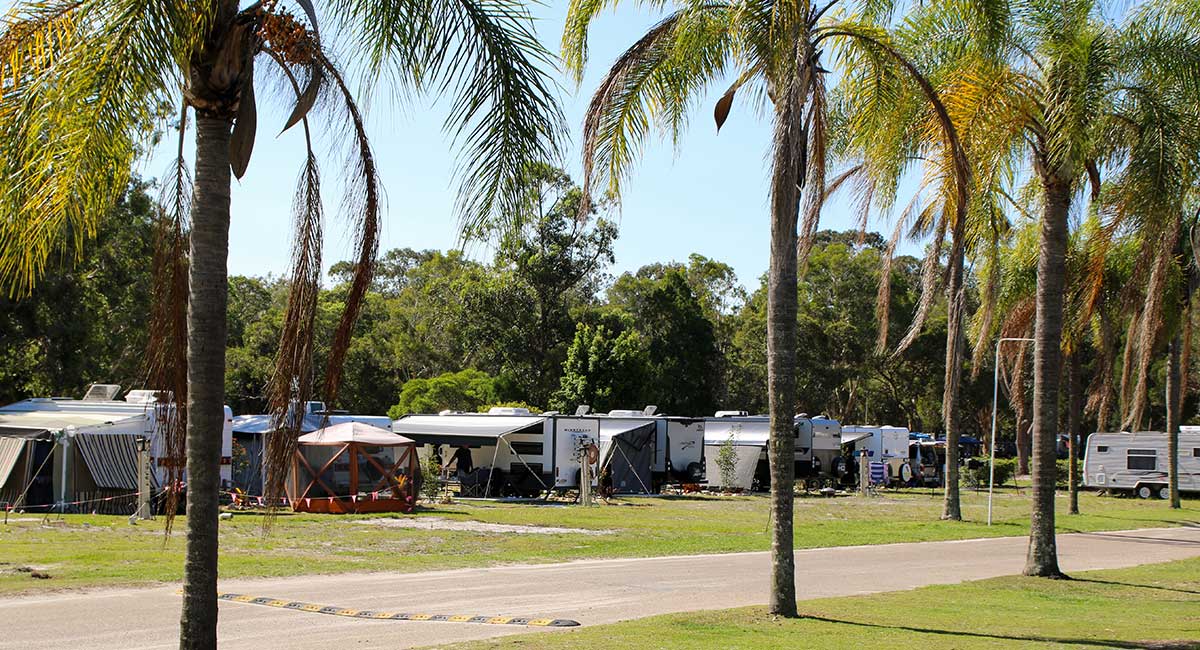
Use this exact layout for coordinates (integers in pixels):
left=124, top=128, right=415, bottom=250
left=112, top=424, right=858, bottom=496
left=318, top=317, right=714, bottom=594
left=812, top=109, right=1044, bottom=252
left=351, top=517, right=612, bottom=536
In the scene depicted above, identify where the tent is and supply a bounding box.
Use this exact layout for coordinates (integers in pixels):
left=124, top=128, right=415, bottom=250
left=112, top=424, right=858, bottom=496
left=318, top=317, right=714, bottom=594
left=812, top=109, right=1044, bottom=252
left=231, top=413, right=392, bottom=494
left=288, top=422, right=418, bottom=514
left=703, top=419, right=770, bottom=491
left=597, top=420, right=657, bottom=494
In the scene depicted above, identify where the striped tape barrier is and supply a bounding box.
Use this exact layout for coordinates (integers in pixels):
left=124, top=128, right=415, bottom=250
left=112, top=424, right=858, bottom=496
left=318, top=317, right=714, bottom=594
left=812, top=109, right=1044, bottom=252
left=213, top=592, right=580, bottom=627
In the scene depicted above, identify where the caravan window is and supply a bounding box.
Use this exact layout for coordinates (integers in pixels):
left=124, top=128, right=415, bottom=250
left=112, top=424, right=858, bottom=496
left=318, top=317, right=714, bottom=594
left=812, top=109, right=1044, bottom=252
left=1193, top=448, right=1200, bottom=457
left=1097, top=446, right=1108, bottom=452
left=510, top=441, right=544, bottom=456
left=1127, top=449, right=1156, bottom=471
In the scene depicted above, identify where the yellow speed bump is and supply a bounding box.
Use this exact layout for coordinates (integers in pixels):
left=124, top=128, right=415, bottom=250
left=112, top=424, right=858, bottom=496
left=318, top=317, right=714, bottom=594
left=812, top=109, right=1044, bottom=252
left=210, top=592, right=579, bottom=627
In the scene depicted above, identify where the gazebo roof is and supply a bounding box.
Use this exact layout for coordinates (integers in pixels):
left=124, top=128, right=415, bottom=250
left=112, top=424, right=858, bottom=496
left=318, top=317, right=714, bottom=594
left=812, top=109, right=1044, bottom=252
left=298, top=422, right=414, bottom=447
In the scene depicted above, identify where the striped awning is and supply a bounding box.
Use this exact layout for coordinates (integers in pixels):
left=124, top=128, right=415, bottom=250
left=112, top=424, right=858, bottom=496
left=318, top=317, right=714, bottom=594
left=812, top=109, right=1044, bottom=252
left=75, top=434, right=139, bottom=490
left=0, top=437, right=25, bottom=487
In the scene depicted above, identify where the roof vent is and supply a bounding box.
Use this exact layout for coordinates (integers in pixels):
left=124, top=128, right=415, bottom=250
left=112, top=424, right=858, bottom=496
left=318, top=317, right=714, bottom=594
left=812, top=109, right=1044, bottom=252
left=574, top=405, right=591, bottom=416
left=643, top=405, right=658, bottom=416
left=82, top=384, right=121, bottom=401
left=606, top=410, right=642, bottom=417
left=714, top=410, right=748, bottom=418
left=487, top=406, right=531, bottom=416
left=123, top=389, right=161, bottom=404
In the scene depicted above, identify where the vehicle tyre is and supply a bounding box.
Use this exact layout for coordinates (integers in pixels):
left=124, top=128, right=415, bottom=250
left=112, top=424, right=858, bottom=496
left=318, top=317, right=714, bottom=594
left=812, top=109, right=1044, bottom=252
left=686, top=462, right=704, bottom=482
left=832, top=457, right=847, bottom=479
left=899, top=463, right=914, bottom=484
left=1136, top=484, right=1153, bottom=499
left=1158, top=486, right=1170, bottom=500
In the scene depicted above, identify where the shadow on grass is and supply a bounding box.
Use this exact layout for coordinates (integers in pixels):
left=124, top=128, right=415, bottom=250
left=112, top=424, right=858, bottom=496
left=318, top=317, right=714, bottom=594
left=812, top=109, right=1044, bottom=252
left=799, top=614, right=1197, bottom=649
left=1070, top=577, right=1200, bottom=596
left=1073, top=531, right=1200, bottom=547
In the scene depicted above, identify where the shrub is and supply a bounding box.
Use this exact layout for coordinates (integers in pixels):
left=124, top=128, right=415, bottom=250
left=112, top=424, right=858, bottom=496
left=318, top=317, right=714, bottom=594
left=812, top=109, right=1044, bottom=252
left=716, top=435, right=738, bottom=490
left=964, top=456, right=1016, bottom=487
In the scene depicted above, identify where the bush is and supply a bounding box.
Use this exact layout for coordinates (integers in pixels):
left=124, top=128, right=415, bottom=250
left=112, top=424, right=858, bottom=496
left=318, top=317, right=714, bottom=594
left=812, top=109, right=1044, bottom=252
left=963, top=456, right=1016, bottom=487
left=1056, top=458, right=1079, bottom=489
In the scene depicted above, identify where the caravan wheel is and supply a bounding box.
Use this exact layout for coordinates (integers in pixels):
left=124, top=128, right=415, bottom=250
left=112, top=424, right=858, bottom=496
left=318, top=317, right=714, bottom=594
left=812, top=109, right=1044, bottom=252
left=1136, top=485, right=1153, bottom=499
left=1158, top=486, right=1170, bottom=500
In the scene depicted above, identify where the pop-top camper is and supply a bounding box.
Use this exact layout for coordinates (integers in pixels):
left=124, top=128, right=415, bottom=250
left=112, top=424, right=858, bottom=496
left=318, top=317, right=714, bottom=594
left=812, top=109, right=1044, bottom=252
left=0, top=385, right=233, bottom=510
left=1083, top=429, right=1200, bottom=499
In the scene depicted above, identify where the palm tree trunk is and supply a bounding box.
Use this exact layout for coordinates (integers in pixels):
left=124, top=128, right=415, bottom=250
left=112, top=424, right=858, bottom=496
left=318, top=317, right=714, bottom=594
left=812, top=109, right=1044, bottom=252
left=1067, top=350, right=1082, bottom=515
left=765, top=68, right=806, bottom=619
left=941, top=247, right=965, bottom=520
left=179, top=115, right=233, bottom=648
left=1024, top=173, right=1068, bottom=578
left=1166, top=334, right=1182, bottom=509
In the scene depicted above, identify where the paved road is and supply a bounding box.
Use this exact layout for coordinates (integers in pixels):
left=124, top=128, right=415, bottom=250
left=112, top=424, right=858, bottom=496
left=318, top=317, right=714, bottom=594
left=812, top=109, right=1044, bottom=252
left=2, top=527, right=1198, bottom=650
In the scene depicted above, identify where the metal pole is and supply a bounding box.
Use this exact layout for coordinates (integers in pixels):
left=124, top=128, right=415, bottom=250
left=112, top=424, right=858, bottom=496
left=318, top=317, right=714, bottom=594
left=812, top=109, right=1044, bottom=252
left=988, top=337, right=1034, bottom=526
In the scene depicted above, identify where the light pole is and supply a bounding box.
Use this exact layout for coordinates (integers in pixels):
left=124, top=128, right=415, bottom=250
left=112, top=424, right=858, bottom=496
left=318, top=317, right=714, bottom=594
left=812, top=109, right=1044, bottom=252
left=988, top=337, right=1035, bottom=525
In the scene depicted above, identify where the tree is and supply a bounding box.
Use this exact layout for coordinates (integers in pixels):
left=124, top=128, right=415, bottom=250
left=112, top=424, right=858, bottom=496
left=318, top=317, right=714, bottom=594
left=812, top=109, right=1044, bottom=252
left=388, top=369, right=500, bottom=418
left=609, top=267, right=720, bottom=414
left=552, top=312, right=650, bottom=414
left=0, top=180, right=157, bottom=404
left=928, top=0, right=1199, bottom=576
left=563, top=0, right=967, bottom=614
left=0, top=1, right=561, bottom=646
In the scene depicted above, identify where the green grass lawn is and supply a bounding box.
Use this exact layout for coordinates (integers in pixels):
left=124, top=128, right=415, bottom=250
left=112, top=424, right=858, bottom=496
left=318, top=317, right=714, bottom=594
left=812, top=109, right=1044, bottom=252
left=0, top=487, right=1195, bottom=596
left=438, top=557, right=1200, bottom=650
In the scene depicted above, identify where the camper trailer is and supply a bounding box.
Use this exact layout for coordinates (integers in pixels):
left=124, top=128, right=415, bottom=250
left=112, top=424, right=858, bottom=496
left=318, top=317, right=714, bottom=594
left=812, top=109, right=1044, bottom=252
left=392, top=408, right=554, bottom=497
left=703, top=414, right=842, bottom=491
left=840, top=425, right=912, bottom=486
left=592, top=409, right=706, bottom=487
left=1083, top=430, right=1200, bottom=498
left=0, top=385, right=233, bottom=510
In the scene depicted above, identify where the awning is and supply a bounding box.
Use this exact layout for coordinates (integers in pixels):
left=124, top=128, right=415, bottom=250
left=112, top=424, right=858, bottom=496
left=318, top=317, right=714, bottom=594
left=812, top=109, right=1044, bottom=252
left=75, top=433, right=139, bottom=490
left=299, top=422, right=414, bottom=447
left=841, top=430, right=873, bottom=445
left=0, top=437, right=26, bottom=487
left=598, top=419, right=656, bottom=444
left=391, top=415, right=545, bottom=446
left=0, top=411, right=142, bottom=438
left=703, top=419, right=770, bottom=446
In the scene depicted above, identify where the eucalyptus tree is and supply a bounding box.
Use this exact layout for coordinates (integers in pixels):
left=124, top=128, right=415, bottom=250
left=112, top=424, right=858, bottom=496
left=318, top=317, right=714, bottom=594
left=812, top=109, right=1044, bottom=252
left=0, top=0, right=561, bottom=646
left=562, top=0, right=967, bottom=614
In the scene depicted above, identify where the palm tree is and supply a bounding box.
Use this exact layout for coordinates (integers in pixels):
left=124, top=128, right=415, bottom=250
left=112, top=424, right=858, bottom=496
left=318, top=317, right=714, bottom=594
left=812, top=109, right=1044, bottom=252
left=0, top=1, right=561, bottom=646
left=562, top=0, right=967, bottom=614
left=920, top=0, right=1200, bottom=578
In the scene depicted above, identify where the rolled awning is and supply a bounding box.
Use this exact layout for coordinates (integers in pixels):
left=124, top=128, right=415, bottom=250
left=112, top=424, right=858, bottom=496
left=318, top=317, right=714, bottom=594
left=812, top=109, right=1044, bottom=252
left=0, top=411, right=141, bottom=439
left=703, top=419, right=770, bottom=446
left=391, top=415, right=545, bottom=446
left=841, top=430, right=873, bottom=445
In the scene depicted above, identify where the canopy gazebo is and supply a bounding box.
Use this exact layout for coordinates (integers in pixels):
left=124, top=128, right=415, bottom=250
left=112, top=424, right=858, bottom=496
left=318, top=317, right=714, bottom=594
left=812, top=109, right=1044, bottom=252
left=288, top=422, right=418, bottom=514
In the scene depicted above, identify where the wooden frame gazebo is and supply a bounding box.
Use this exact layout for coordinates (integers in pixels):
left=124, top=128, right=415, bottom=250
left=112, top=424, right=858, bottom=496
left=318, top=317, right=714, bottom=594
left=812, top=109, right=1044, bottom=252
left=288, top=422, right=418, bottom=514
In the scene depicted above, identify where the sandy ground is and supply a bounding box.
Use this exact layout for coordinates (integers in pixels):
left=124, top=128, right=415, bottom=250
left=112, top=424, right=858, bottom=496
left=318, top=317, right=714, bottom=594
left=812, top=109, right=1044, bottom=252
left=0, top=526, right=1197, bottom=650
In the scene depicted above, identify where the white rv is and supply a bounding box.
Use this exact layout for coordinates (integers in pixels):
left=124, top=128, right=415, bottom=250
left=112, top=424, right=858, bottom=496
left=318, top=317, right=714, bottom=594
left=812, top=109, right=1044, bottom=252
left=840, top=425, right=912, bottom=486
left=1083, top=430, right=1200, bottom=499
left=702, top=414, right=842, bottom=491
left=0, top=384, right=233, bottom=510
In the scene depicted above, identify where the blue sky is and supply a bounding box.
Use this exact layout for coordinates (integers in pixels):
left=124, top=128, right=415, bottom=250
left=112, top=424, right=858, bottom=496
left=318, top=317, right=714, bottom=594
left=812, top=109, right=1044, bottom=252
left=136, top=1, right=908, bottom=292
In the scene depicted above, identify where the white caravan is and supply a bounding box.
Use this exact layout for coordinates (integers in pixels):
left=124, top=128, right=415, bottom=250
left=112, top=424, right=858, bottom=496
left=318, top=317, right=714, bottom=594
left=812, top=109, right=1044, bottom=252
left=594, top=410, right=707, bottom=486
left=0, top=384, right=233, bottom=509
left=703, top=414, right=842, bottom=491
left=840, top=425, right=912, bottom=486
left=392, top=408, right=554, bottom=497
left=1083, top=430, right=1200, bottom=499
